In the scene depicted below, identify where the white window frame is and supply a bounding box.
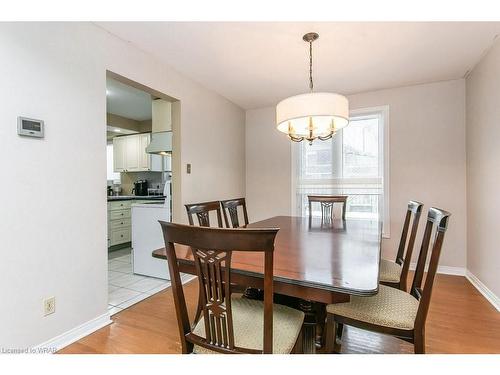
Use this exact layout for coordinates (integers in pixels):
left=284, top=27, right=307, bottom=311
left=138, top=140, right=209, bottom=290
left=291, top=105, right=390, bottom=238
left=106, top=142, right=121, bottom=183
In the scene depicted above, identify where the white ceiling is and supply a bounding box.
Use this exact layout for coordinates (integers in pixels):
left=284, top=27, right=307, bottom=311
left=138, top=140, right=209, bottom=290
left=98, top=22, right=500, bottom=110
left=106, top=77, right=152, bottom=120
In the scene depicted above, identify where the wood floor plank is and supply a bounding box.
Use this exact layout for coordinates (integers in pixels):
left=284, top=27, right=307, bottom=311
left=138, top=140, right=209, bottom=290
left=59, top=274, right=500, bottom=354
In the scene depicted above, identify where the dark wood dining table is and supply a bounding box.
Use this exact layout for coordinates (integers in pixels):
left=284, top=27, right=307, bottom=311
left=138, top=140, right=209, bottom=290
left=152, top=215, right=382, bottom=353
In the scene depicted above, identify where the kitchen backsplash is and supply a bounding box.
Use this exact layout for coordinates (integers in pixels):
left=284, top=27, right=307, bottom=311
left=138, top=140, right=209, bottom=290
left=117, top=171, right=164, bottom=195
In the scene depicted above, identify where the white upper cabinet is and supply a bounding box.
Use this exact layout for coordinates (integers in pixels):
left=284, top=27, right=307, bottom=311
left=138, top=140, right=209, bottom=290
left=139, top=133, right=152, bottom=170
left=125, top=135, right=141, bottom=171
left=113, top=133, right=163, bottom=172
left=112, top=136, right=127, bottom=172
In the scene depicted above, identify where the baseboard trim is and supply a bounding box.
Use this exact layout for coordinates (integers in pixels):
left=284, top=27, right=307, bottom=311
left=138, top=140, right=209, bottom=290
left=409, top=263, right=466, bottom=276
left=409, top=263, right=499, bottom=312
left=34, top=312, right=112, bottom=352
left=465, top=271, right=500, bottom=312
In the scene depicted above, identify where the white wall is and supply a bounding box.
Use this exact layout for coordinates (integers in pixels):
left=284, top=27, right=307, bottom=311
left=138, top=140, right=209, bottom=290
left=245, top=80, right=467, bottom=269
left=0, top=22, right=245, bottom=348
left=466, top=38, right=500, bottom=298
left=245, top=107, right=292, bottom=221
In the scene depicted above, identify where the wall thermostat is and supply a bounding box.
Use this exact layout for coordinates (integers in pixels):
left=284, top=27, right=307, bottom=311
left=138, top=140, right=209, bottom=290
left=18, top=116, right=44, bottom=138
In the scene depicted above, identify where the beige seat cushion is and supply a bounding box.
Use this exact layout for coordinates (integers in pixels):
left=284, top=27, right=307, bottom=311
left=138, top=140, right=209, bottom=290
left=326, top=285, right=419, bottom=330
left=192, top=297, right=304, bottom=354
left=379, top=259, right=402, bottom=283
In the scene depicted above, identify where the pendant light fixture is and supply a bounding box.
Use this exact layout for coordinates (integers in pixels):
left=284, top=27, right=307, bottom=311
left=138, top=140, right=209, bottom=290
left=276, top=32, right=349, bottom=144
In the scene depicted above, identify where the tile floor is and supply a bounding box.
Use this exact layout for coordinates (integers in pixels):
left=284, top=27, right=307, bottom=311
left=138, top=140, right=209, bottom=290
left=108, top=248, right=194, bottom=316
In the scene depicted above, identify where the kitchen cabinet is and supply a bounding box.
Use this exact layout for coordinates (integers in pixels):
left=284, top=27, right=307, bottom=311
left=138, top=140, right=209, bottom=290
left=112, top=136, right=127, bottom=172
left=139, top=133, right=152, bottom=170
left=107, top=199, right=162, bottom=248
left=107, top=201, right=131, bottom=247
left=112, top=133, right=163, bottom=173
left=125, top=136, right=140, bottom=171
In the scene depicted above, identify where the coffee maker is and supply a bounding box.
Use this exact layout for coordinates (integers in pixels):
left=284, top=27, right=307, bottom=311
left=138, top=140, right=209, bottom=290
left=132, top=180, right=148, bottom=196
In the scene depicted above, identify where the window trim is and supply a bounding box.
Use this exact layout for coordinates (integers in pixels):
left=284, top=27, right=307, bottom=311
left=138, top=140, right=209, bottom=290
left=290, top=105, right=390, bottom=238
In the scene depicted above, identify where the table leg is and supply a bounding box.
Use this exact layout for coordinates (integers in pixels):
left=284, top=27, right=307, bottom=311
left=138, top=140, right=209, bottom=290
left=298, top=300, right=326, bottom=353
left=299, top=300, right=316, bottom=354
left=315, top=303, right=327, bottom=349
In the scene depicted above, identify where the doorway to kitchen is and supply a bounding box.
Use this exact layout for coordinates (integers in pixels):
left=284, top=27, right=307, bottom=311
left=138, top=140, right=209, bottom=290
left=105, top=71, right=189, bottom=316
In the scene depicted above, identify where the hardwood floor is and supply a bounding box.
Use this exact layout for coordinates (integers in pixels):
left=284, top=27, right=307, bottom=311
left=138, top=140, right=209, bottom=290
left=59, top=274, right=500, bottom=354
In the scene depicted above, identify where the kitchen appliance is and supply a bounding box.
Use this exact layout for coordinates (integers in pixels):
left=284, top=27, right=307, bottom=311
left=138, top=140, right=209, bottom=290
left=145, top=99, right=173, bottom=155
left=132, top=179, right=148, bottom=196
left=112, top=183, right=122, bottom=196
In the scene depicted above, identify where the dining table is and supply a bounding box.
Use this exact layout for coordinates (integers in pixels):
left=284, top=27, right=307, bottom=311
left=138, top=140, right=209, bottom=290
left=152, top=215, right=382, bottom=353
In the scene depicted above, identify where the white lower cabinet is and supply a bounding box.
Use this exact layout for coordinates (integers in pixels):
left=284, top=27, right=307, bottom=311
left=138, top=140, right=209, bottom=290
left=108, top=201, right=131, bottom=247
left=110, top=218, right=131, bottom=229
left=109, top=209, right=131, bottom=220
left=110, top=227, right=131, bottom=244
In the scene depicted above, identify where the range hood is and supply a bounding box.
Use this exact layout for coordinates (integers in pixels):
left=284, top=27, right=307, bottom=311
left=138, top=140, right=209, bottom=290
left=146, top=99, right=172, bottom=155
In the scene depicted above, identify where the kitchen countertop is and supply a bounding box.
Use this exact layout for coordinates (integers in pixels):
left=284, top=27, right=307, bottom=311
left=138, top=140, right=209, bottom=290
left=107, top=195, right=166, bottom=202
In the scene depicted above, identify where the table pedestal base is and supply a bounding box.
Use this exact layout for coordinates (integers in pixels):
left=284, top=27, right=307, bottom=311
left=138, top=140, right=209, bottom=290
left=243, top=290, right=327, bottom=354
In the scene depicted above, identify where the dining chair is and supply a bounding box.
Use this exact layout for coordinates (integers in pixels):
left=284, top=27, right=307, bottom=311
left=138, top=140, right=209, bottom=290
left=308, top=195, right=348, bottom=221
left=221, top=197, right=249, bottom=228
left=185, top=201, right=223, bottom=228
left=380, top=200, right=423, bottom=291
left=158, top=222, right=304, bottom=354
left=324, top=207, right=451, bottom=354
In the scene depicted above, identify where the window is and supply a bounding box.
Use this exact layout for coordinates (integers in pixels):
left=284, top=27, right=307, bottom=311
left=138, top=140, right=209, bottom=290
left=292, top=106, right=390, bottom=237
left=106, top=143, right=121, bottom=182
left=342, top=117, right=379, bottom=178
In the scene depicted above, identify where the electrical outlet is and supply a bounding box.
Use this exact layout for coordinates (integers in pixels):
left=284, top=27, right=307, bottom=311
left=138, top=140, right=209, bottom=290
left=44, top=297, right=55, bottom=316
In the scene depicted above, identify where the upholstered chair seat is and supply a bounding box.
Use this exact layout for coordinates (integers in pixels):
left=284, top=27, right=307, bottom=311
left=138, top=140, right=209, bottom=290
left=193, top=297, right=304, bottom=354
left=326, top=285, right=419, bottom=330
left=379, top=259, right=403, bottom=283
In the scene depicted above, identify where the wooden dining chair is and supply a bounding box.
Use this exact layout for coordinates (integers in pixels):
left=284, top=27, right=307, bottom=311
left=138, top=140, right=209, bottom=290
left=308, top=195, right=348, bottom=221
left=380, top=200, right=423, bottom=291
left=185, top=201, right=223, bottom=228
left=221, top=198, right=249, bottom=228
left=158, top=222, right=304, bottom=354
left=324, top=207, right=451, bottom=354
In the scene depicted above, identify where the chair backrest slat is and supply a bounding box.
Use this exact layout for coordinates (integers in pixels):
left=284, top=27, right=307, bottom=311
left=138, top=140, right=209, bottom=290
left=159, top=221, right=279, bottom=354
left=221, top=198, right=249, bottom=228
left=308, top=195, right=348, bottom=221
left=410, top=207, right=451, bottom=330
left=396, top=201, right=423, bottom=290
left=185, top=201, right=224, bottom=228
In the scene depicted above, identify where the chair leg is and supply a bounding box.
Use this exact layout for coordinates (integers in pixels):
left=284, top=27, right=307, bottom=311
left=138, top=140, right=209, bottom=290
left=414, top=329, right=425, bottom=354
left=336, top=322, right=344, bottom=341
left=324, top=314, right=338, bottom=354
